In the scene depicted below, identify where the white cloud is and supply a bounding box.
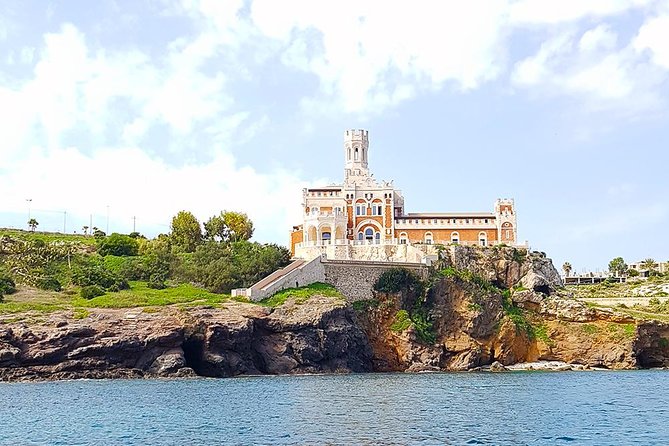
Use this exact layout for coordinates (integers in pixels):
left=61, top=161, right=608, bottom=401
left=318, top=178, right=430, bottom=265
left=249, top=0, right=509, bottom=113
left=509, top=0, right=653, bottom=25
left=634, top=14, right=669, bottom=69
left=511, top=23, right=666, bottom=113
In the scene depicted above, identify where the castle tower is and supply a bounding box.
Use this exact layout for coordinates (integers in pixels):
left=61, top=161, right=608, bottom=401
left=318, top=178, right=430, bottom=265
left=344, top=129, right=370, bottom=180
left=495, top=198, right=517, bottom=244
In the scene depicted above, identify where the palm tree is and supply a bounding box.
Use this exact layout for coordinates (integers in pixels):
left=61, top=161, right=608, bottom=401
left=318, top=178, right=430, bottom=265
left=562, top=262, right=572, bottom=277
left=640, top=258, right=657, bottom=273
left=82, top=225, right=89, bottom=236
left=28, top=218, right=39, bottom=232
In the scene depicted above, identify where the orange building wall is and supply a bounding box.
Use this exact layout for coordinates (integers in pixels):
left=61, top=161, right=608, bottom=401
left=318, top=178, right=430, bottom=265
left=398, top=229, right=498, bottom=244
left=290, top=229, right=303, bottom=257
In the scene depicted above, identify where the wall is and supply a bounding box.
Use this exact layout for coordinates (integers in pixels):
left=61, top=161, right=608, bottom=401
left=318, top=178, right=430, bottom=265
left=323, top=260, right=429, bottom=301
left=238, top=256, right=325, bottom=301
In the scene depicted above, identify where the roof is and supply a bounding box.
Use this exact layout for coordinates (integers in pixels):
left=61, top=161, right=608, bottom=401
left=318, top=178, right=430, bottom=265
left=402, top=212, right=496, bottom=218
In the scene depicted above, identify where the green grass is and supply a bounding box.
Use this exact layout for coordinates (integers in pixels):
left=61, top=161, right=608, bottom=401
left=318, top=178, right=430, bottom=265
left=72, top=281, right=229, bottom=308
left=352, top=299, right=379, bottom=312
left=390, top=309, right=412, bottom=332
left=580, top=323, right=599, bottom=335
left=0, top=228, right=96, bottom=246
left=606, top=323, right=636, bottom=341
left=258, top=282, right=342, bottom=307
left=534, top=323, right=555, bottom=347
left=0, top=300, right=66, bottom=314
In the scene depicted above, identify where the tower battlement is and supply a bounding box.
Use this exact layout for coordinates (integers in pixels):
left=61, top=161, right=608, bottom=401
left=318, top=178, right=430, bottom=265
left=344, top=129, right=368, bottom=142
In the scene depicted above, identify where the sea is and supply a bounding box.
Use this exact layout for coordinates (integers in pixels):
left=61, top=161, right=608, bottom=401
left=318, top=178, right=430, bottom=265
left=1, top=371, right=668, bottom=445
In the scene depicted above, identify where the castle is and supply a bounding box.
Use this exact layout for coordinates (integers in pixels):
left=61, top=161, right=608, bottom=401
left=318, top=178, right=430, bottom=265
left=290, top=129, right=518, bottom=260
left=233, top=129, right=521, bottom=300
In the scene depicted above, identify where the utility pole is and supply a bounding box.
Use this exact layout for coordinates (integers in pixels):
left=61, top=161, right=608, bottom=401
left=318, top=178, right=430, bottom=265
left=63, top=211, right=67, bottom=233
left=26, top=198, right=32, bottom=221
left=106, top=205, right=110, bottom=234
left=89, top=214, right=92, bottom=234
left=132, top=216, right=136, bottom=233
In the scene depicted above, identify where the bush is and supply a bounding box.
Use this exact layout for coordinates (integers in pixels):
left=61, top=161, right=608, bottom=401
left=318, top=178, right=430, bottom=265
left=107, top=279, right=130, bottom=292
left=147, top=275, right=166, bottom=290
left=72, top=261, right=122, bottom=289
left=0, top=275, right=16, bottom=295
left=80, top=285, right=105, bottom=299
left=97, top=233, right=139, bottom=257
left=36, top=276, right=62, bottom=292
left=374, top=268, right=424, bottom=295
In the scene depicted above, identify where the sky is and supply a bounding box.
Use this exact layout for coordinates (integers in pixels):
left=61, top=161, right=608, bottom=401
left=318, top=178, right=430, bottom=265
left=1, top=0, right=668, bottom=273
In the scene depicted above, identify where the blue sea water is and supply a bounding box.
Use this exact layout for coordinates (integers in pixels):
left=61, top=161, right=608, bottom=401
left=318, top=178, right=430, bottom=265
left=1, top=371, right=668, bottom=445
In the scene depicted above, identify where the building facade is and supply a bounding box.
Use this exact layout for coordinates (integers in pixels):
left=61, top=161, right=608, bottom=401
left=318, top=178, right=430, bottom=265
left=290, top=129, right=518, bottom=259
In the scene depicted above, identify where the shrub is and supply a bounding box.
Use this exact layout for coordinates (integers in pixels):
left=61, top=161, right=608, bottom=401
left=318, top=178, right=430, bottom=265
left=390, top=310, right=412, bottom=332
left=107, top=279, right=130, bottom=292
left=97, top=233, right=139, bottom=257
left=374, top=268, right=424, bottom=295
left=147, top=275, right=166, bottom=290
left=0, top=275, right=16, bottom=295
left=72, top=261, right=122, bottom=289
left=36, top=276, right=62, bottom=292
left=80, top=285, right=105, bottom=300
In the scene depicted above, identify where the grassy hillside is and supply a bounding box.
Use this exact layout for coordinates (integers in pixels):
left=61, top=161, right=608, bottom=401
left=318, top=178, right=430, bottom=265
left=0, top=228, right=297, bottom=317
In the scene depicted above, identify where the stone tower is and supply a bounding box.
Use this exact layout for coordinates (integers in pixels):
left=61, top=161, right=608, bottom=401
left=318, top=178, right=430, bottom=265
left=344, top=129, right=370, bottom=182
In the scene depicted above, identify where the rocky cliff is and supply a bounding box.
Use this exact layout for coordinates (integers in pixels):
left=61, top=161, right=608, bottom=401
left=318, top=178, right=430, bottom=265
left=0, top=296, right=372, bottom=382
left=355, top=246, right=669, bottom=371
left=2, top=247, right=668, bottom=381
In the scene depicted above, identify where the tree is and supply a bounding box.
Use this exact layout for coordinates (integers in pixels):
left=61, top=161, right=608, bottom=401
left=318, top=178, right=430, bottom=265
left=204, top=211, right=254, bottom=243
left=28, top=218, right=38, bottom=232
left=562, top=262, right=572, bottom=277
left=640, top=258, right=657, bottom=273
left=97, top=233, right=139, bottom=256
left=82, top=225, right=89, bottom=235
left=608, top=257, right=628, bottom=277
left=170, top=211, right=202, bottom=253
left=93, top=228, right=106, bottom=238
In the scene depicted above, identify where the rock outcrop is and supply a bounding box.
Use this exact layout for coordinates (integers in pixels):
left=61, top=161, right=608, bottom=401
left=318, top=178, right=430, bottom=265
left=355, top=247, right=669, bottom=372
left=0, top=296, right=373, bottom=382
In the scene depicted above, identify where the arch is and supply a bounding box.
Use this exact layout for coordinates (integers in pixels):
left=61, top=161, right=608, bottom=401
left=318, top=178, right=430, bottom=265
left=355, top=219, right=382, bottom=234
left=335, top=226, right=345, bottom=241
left=364, top=228, right=374, bottom=240
left=451, top=231, right=460, bottom=244
left=319, top=224, right=332, bottom=245
left=307, top=226, right=317, bottom=242
left=478, top=231, right=488, bottom=247
left=354, top=147, right=359, bottom=160
left=399, top=232, right=408, bottom=245
left=424, top=232, right=433, bottom=245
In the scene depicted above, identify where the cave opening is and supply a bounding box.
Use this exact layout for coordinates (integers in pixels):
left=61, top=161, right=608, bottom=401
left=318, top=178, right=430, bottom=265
left=182, top=336, right=216, bottom=377
left=533, top=284, right=550, bottom=295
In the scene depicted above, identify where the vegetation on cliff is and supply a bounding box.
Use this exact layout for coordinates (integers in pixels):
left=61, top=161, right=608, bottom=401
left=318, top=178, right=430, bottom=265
left=0, top=211, right=290, bottom=314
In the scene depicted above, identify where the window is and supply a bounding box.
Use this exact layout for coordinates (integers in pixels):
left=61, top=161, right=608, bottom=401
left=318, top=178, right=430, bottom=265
left=354, top=148, right=359, bottom=160
left=372, top=205, right=382, bottom=215
left=484, top=219, right=489, bottom=224
left=358, top=232, right=363, bottom=240
left=375, top=232, right=381, bottom=243
left=425, top=232, right=433, bottom=245
left=364, top=228, right=374, bottom=240
left=356, top=205, right=366, bottom=216
left=451, top=232, right=460, bottom=244
left=399, top=232, right=408, bottom=244
left=479, top=232, right=487, bottom=247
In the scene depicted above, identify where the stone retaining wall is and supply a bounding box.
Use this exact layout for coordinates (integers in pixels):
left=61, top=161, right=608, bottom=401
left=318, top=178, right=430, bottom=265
left=323, top=260, right=429, bottom=301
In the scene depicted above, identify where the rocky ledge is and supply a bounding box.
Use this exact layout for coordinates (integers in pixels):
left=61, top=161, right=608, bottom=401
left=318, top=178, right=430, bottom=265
left=0, top=296, right=373, bottom=382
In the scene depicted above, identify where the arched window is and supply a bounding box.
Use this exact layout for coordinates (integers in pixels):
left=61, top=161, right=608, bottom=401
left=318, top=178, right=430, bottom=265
left=478, top=231, right=487, bottom=247
left=358, top=232, right=363, bottom=240
left=451, top=232, right=460, bottom=244
left=375, top=231, right=381, bottom=244
left=399, top=232, right=408, bottom=245
left=424, top=232, right=433, bottom=245
left=364, top=228, right=374, bottom=240
left=348, top=148, right=351, bottom=160
left=354, top=147, right=359, bottom=160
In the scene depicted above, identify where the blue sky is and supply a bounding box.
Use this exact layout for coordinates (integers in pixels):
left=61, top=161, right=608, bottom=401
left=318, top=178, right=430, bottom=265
left=1, top=0, right=668, bottom=273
